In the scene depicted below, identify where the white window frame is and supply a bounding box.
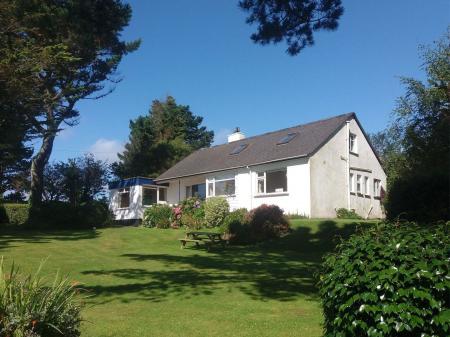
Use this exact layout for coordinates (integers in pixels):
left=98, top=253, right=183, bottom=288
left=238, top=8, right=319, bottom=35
left=349, top=133, right=358, bottom=154
left=349, top=173, right=355, bottom=193
left=255, top=168, right=288, bottom=195
left=207, top=177, right=235, bottom=197
left=118, top=188, right=130, bottom=209
left=143, top=186, right=167, bottom=207
left=374, top=179, right=381, bottom=198
left=356, top=174, right=362, bottom=194
left=364, top=176, right=370, bottom=196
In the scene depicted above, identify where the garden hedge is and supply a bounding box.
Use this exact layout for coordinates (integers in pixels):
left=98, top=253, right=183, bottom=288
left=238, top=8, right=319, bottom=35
left=0, top=203, right=29, bottom=226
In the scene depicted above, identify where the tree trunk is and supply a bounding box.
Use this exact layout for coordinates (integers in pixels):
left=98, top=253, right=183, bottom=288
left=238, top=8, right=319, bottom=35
left=29, top=133, right=56, bottom=209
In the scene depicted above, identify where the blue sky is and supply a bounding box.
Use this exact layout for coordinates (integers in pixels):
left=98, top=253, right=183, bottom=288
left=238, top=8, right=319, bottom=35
left=47, top=0, right=449, bottom=162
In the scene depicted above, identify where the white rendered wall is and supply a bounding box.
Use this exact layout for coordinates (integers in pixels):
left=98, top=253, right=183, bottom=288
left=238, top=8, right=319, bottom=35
left=109, top=185, right=169, bottom=220
left=109, top=185, right=142, bottom=220
left=347, top=118, right=386, bottom=218
left=162, top=158, right=311, bottom=216
left=309, top=118, right=386, bottom=218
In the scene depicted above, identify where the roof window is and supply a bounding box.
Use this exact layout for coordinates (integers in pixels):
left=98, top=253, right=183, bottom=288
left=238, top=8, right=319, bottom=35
left=277, top=132, right=297, bottom=145
left=229, top=144, right=248, bottom=155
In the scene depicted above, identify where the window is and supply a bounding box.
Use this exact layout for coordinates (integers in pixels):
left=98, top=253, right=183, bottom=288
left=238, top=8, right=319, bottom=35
left=118, top=188, right=130, bottom=208
left=349, top=133, right=357, bottom=153
left=158, top=188, right=167, bottom=202
left=208, top=178, right=235, bottom=197
left=230, top=144, right=248, bottom=155
left=349, top=173, right=355, bottom=193
left=374, top=179, right=381, bottom=198
left=186, top=184, right=206, bottom=199
left=364, top=176, right=370, bottom=196
left=356, top=174, right=362, bottom=194
left=256, top=169, right=287, bottom=194
left=277, top=132, right=297, bottom=145
left=142, top=188, right=157, bottom=206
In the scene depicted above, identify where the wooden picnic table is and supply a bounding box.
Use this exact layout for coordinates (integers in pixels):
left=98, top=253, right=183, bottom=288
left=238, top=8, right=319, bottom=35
left=179, top=231, right=227, bottom=249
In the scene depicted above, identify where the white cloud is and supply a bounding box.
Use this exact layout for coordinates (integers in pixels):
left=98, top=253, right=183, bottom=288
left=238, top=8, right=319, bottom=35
left=213, top=128, right=232, bottom=145
left=88, top=138, right=124, bottom=163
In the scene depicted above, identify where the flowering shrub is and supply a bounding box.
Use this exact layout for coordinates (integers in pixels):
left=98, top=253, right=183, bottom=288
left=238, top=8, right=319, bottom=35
left=0, top=259, right=83, bottom=337
left=319, top=222, right=450, bottom=337
left=143, top=204, right=172, bottom=228
left=178, top=197, right=205, bottom=229
left=204, top=197, right=229, bottom=227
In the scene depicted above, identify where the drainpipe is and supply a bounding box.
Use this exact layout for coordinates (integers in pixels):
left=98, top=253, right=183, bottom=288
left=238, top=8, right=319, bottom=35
left=178, top=179, right=181, bottom=203
left=247, top=166, right=252, bottom=210
left=346, top=121, right=351, bottom=210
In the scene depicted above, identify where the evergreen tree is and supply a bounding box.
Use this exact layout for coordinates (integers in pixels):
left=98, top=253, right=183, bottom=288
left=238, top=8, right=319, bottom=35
left=0, top=0, right=140, bottom=209
left=239, top=0, right=344, bottom=55
left=114, top=96, right=214, bottom=178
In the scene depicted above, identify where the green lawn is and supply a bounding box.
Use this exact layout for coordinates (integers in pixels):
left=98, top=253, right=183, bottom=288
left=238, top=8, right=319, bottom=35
left=0, top=219, right=376, bottom=337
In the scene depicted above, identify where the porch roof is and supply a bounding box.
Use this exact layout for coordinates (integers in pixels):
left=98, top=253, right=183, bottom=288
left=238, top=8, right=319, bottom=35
left=108, top=177, right=157, bottom=190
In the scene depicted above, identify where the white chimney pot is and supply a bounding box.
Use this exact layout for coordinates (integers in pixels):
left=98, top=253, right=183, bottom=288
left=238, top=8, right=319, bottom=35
left=228, top=127, right=246, bottom=143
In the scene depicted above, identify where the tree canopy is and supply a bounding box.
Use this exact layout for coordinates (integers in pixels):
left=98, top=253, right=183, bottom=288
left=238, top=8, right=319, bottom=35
left=113, top=96, right=214, bottom=178
left=239, top=0, right=344, bottom=55
left=0, top=0, right=139, bottom=208
left=372, top=30, right=450, bottom=221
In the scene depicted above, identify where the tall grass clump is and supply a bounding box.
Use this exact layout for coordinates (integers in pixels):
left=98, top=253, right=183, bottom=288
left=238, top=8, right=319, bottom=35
left=0, top=259, right=83, bottom=337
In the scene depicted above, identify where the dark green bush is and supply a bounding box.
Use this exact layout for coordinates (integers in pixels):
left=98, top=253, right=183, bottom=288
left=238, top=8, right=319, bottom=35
left=0, top=203, right=29, bottom=226
left=220, top=208, right=249, bottom=243
left=319, top=222, right=450, bottom=337
left=336, top=207, right=363, bottom=219
left=247, top=204, right=290, bottom=242
left=204, top=197, right=229, bottom=227
left=143, top=204, right=172, bottom=228
left=0, top=260, right=83, bottom=337
left=386, top=173, right=449, bottom=222
left=31, top=201, right=111, bottom=229
left=222, top=205, right=290, bottom=244
left=0, top=204, right=8, bottom=224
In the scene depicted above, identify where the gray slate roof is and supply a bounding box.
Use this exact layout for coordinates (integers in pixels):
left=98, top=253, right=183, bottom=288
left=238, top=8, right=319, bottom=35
left=156, top=113, right=355, bottom=181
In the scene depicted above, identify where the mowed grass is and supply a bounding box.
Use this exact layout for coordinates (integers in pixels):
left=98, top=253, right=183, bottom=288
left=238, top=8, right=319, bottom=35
left=0, top=219, right=377, bottom=337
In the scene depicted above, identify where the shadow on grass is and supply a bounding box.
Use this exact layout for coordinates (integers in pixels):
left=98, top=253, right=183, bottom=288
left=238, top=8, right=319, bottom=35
left=83, top=220, right=366, bottom=304
left=0, top=229, right=99, bottom=250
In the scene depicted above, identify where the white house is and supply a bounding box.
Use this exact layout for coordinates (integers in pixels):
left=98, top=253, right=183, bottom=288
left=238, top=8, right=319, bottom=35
left=109, top=113, right=386, bottom=220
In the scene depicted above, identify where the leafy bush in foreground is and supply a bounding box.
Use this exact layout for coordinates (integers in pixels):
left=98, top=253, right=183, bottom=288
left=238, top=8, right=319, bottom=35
left=143, top=204, right=172, bottom=228
left=319, top=222, right=450, bottom=337
left=336, top=207, right=363, bottom=219
left=204, top=197, right=229, bottom=227
left=0, top=259, right=83, bottom=337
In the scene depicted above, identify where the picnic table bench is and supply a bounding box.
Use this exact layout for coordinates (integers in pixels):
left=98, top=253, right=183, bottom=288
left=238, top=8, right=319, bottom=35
left=178, top=231, right=228, bottom=250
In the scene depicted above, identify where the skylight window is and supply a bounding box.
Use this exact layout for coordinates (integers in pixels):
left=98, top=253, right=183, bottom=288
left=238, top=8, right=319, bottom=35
left=229, top=144, right=248, bottom=155
left=277, top=132, right=297, bottom=145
